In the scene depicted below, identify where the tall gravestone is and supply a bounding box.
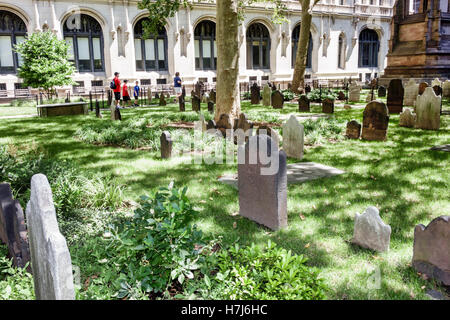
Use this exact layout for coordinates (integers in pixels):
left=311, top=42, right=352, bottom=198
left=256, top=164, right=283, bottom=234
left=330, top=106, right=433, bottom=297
left=322, top=98, right=334, bottom=114
left=412, top=216, right=450, bottom=286
left=282, top=115, right=304, bottom=160
left=361, top=101, right=390, bottom=141
left=191, top=91, right=201, bottom=112
left=262, top=85, right=271, bottom=106
left=208, top=101, right=214, bottom=114
left=403, top=79, right=419, bottom=106
left=26, top=174, right=75, bottom=300
left=238, top=135, right=287, bottom=230
left=250, top=83, right=261, bottom=105
left=298, top=95, right=310, bottom=112
left=209, top=90, right=216, bottom=104
left=271, top=90, right=284, bottom=109
left=160, top=131, right=173, bottom=159
left=159, top=93, right=167, bottom=106
left=348, top=84, right=361, bottom=102
left=377, top=86, right=386, bottom=97
left=415, top=87, right=441, bottom=130
left=179, top=87, right=186, bottom=112
left=387, top=79, right=404, bottom=114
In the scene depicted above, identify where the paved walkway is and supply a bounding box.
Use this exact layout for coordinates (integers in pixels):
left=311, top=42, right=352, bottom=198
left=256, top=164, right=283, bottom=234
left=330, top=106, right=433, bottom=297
left=0, top=114, right=37, bottom=120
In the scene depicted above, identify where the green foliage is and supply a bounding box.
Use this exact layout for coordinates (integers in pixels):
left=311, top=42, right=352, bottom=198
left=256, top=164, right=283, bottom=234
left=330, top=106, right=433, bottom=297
left=306, top=89, right=338, bottom=102
left=281, top=89, right=297, bottom=101
left=302, top=118, right=345, bottom=145
left=14, top=31, right=75, bottom=92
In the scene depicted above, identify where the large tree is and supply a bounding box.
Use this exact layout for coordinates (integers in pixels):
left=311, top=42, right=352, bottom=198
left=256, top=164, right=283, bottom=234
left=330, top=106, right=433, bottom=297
left=291, top=0, right=319, bottom=94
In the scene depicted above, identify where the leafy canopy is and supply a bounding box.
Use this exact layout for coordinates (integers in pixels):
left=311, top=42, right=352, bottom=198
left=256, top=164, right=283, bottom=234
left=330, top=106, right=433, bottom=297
left=14, top=31, right=75, bottom=91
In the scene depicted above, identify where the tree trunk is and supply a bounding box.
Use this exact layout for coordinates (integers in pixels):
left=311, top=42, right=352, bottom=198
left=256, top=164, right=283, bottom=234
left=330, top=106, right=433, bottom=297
left=215, top=0, right=240, bottom=123
left=292, top=0, right=312, bottom=94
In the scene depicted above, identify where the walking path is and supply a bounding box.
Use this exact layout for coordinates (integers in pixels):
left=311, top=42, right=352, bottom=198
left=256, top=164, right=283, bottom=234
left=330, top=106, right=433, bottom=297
left=0, top=114, right=37, bottom=120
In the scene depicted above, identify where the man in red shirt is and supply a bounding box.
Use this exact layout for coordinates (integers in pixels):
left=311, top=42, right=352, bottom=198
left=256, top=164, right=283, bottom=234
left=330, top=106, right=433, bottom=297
left=122, top=80, right=132, bottom=107
left=113, top=72, right=121, bottom=108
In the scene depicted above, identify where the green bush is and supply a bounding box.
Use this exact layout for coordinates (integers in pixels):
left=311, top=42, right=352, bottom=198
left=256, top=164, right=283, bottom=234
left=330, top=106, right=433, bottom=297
left=307, top=89, right=338, bottom=102
left=281, top=89, right=297, bottom=101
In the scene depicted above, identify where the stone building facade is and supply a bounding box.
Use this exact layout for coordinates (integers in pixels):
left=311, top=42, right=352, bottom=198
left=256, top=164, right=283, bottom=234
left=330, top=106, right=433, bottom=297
left=0, top=0, right=393, bottom=96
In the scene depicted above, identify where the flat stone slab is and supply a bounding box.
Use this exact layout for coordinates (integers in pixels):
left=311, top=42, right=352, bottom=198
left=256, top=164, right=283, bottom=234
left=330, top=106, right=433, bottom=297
left=218, top=162, right=345, bottom=189
left=430, top=144, right=450, bottom=152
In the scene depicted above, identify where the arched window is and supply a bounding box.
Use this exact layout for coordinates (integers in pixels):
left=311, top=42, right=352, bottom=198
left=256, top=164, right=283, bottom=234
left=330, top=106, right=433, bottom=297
left=246, top=23, right=270, bottom=70
left=194, top=20, right=216, bottom=70
left=134, top=19, right=167, bottom=71
left=0, top=11, right=27, bottom=74
left=338, top=33, right=346, bottom=69
left=358, top=29, right=379, bottom=68
left=291, top=25, right=312, bottom=69
left=63, top=14, right=104, bottom=72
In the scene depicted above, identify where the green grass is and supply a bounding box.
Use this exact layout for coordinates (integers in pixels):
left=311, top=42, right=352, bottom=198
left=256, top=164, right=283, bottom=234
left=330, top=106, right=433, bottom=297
left=0, top=98, right=449, bottom=300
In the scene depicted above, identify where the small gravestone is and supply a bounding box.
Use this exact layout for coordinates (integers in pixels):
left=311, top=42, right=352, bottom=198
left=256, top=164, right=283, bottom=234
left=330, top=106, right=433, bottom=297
left=271, top=90, right=284, bottom=109
left=113, top=106, right=122, bottom=121
left=432, top=85, right=442, bottom=96
left=418, top=82, right=429, bottom=95
left=352, top=206, right=391, bottom=252
left=209, top=90, right=216, bottom=104
left=346, top=120, right=361, bottom=139
left=361, top=101, right=389, bottom=141
left=282, top=115, right=304, bottom=160
left=377, top=86, right=386, bottom=97
left=95, top=100, right=102, bottom=118
left=387, top=79, right=404, bottom=114
left=160, top=131, right=173, bottom=159
left=26, top=174, right=75, bottom=300
left=216, top=114, right=232, bottom=137
left=238, top=135, right=287, bottom=230
left=399, top=108, right=416, bottom=128
left=179, top=92, right=185, bottom=112
left=250, top=83, right=261, bottom=105
left=155, top=92, right=160, bottom=99
left=159, top=93, right=167, bottom=106
left=322, top=98, right=334, bottom=114
left=366, top=92, right=376, bottom=102
left=415, top=87, right=441, bottom=130
left=404, top=79, right=419, bottom=106
left=191, top=91, right=201, bottom=112
left=0, top=184, right=30, bottom=269
left=337, top=91, right=346, bottom=100
left=262, top=85, right=271, bottom=106
left=349, top=84, right=361, bottom=102
left=412, top=216, right=450, bottom=286
left=298, top=95, right=310, bottom=112
left=207, top=119, right=216, bottom=130
left=443, top=80, right=450, bottom=98
left=207, top=101, right=214, bottom=114
left=305, top=85, right=311, bottom=94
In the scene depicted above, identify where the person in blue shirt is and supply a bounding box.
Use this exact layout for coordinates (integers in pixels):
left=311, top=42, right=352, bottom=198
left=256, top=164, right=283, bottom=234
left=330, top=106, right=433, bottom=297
left=174, top=72, right=182, bottom=98
left=133, top=81, right=140, bottom=107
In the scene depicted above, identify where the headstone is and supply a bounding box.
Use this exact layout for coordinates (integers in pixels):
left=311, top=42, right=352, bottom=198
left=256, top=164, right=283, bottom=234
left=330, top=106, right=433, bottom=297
left=206, top=119, right=216, bottom=130
left=216, top=114, right=232, bottom=137
left=0, top=184, right=30, bottom=269
left=256, top=125, right=280, bottom=147
left=251, top=83, right=261, bottom=105
left=262, top=85, right=271, bottom=106
left=442, top=80, right=450, bottom=98
left=431, top=78, right=441, bottom=88
left=147, top=87, right=152, bottom=103
left=348, top=84, right=361, bottom=102
left=412, top=216, right=450, bottom=286
left=352, top=206, right=391, bottom=252
left=234, top=113, right=254, bottom=144
left=404, top=79, right=419, bottom=106
left=207, top=101, right=214, bottom=114
left=337, top=91, right=346, bottom=100
left=202, top=92, right=209, bottom=103
left=238, top=135, right=287, bottom=230
left=305, top=84, right=311, bottom=94
left=26, top=174, right=75, bottom=300
left=179, top=91, right=185, bottom=112
left=387, top=79, right=404, bottom=114
left=399, top=107, right=416, bottom=128
left=159, top=93, right=166, bottom=106
left=377, top=86, right=386, bottom=97
left=271, top=90, right=284, bottom=109
left=432, top=85, right=442, bottom=96
left=113, top=106, right=122, bottom=121
left=298, top=95, right=310, bottom=112
left=95, top=100, right=101, bottom=118
left=194, top=81, right=203, bottom=96
left=346, top=120, right=361, bottom=139
left=361, top=101, right=390, bottom=141
left=282, top=115, right=304, bottom=159
left=209, top=90, right=216, bottom=104
left=415, top=87, right=441, bottom=130
left=322, top=98, right=334, bottom=114
left=155, top=92, right=160, bottom=99
left=418, top=82, right=429, bottom=95
left=160, top=131, right=173, bottom=159
left=191, top=91, right=201, bottom=112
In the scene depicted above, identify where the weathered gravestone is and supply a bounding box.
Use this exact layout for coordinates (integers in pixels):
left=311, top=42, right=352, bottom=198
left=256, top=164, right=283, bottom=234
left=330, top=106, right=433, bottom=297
left=377, top=85, right=386, bottom=97
left=179, top=90, right=185, bottom=112
left=191, top=91, right=201, bottom=112
left=160, top=131, right=173, bottom=159
left=443, top=80, right=450, bottom=98
left=0, top=184, right=30, bottom=269
left=206, top=119, right=216, bottom=130
left=352, top=206, right=391, bottom=252
left=298, top=95, right=310, bottom=112
left=387, top=79, right=404, bottom=114
left=349, top=84, right=361, bottom=102
left=418, top=82, right=429, bottom=95
left=346, top=120, right=361, bottom=139
left=95, top=101, right=102, bottom=118
left=305, top=84, right=311, bottom=94
left=26, top=174, right=75, bottom=300
left=262, top=85, right=271, bottom=106
left=147, top=87, right=152, bottom=103
left=271, top=90, right=284, bottom=109
left=159, top=93, right=167, bottom=106
left=433, top=85, right=442, bottom=96
left=251, top=83, right=261, bottom=105
left=399, top=107, right=416, bottom=128
left=238, top=134, right=287, bottom=230
left=361, top=101, right=390, bottom=141
left=404, top=79, right=419, bottom=106
left=431, top=78, right=442, bottom=88
left=207, top=101, right=214, bottom=114
left=415, top=87, right=441, bottom=130
left=155, top=92, right=160, bottom=99
left=322, top=98, right=334, bottom=114
left=256, top=125, right=280, bottom=147
left=209, top=90, right=216, bottom=104
left=282, top=115, right=304, bottom=160
left=111, top=104, right=121, bottom=121
left=216, top=113, right=232, bottom=137
left=337, top=91, right=346, bottom=101
left=234, top=113, right=254, bottom=144
left=412, top=216, right=450, bottom=286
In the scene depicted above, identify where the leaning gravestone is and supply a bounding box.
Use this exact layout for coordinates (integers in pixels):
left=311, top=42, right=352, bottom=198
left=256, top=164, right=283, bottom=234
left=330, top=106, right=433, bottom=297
left=412, top=216, right=450, bottom=286
left=0, top=184, right=30, bottom=269
left=349, top=83, right=361, bottom=102
left=191, top=91, right=201, bottom=112
left=322, top=98, right=334, bottom=114
left=404, top=79, right=419, bottom=106
left=26, top=174, right=75, bottom=300
left=238, top=134, right=287, bottom=230
left=352, top=206, right=391, bottom=252
left=443, top=80, right=450, bottom=98
left=262, top=85, right=271, bottom=106
left=251, top=83, right=261, bottom=105
left=298, top=95, right=310, bottom=112
left=387, top=79, right=404, bottom=114
left=361, top=101, right=390, bottom=141
left=415, top=87, right=441, bottom=130
left=160, top=131, right=173, bottom=159
left=377, top=85, right=386, bottom=97
left=399, top=108, right=416, bottom=128
left=159, top=93, right=167, bottom=106
left=271, top=90, right=284, bottom=109
left=282, top=115, right=304, bottom=160
left=418, top=82, right=429, bottom=95
left=346, top=120, right=361, bottom=139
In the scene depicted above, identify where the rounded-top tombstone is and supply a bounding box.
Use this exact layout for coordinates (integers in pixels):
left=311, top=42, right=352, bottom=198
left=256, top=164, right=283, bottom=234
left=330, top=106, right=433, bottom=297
left=361, top=101, right=390, bottom=141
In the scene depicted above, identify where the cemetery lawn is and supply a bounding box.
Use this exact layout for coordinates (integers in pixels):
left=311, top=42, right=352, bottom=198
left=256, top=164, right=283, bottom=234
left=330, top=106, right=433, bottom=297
left=0, top=105, right=37, bottom=117
left=0, top=97, right=449, bottom=300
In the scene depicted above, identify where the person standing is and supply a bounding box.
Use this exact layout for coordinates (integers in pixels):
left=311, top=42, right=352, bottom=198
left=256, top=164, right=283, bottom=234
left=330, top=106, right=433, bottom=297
left=174, top=72, right=182, bottom=98
left=133, top=81, right=140, bottom=107
left=122, top=80, right=132, bottom=107
left=111, top=72, right=121, bottom=108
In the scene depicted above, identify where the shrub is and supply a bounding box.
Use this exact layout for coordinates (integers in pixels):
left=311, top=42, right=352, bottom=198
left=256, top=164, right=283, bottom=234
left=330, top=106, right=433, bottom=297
left=281, top=89, right=296, bottom=101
